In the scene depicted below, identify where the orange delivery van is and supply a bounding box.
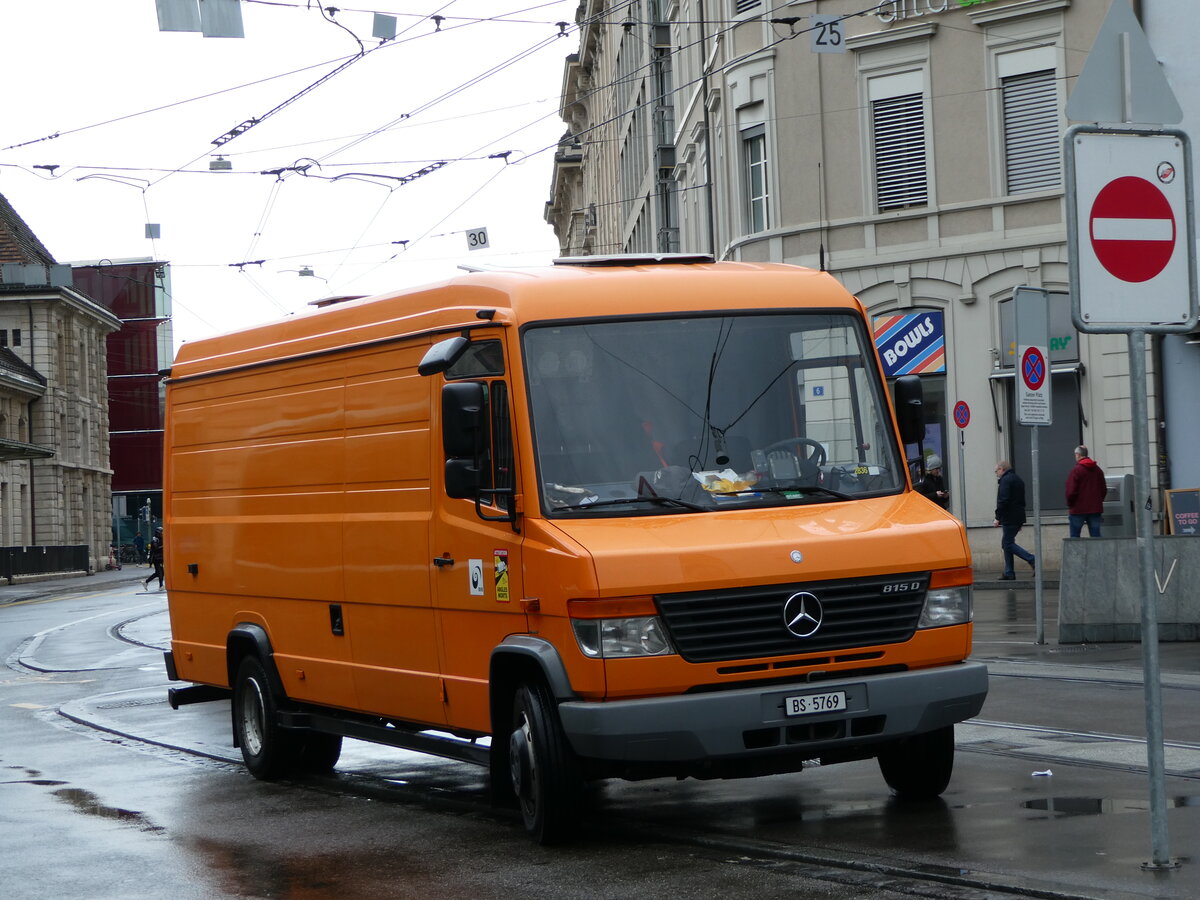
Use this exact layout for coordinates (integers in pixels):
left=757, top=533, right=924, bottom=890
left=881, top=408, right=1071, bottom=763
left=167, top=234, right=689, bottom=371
left=162, top=255, right=986, bottom=842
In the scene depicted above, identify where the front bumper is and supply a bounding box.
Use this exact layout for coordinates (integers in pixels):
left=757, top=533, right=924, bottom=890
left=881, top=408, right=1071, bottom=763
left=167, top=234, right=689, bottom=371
left=557, top=661, right=988, bottom=764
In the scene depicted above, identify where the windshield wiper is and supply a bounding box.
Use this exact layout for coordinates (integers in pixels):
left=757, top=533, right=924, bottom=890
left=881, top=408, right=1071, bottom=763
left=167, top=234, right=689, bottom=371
left=553, top=495, right=707, bottom=512
left=713, top=484, right=854, bottom=501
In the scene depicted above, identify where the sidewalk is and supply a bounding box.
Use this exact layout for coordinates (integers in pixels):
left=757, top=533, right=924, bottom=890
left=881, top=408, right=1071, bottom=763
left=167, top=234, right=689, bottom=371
left=0, top=564, right=147, bottom=604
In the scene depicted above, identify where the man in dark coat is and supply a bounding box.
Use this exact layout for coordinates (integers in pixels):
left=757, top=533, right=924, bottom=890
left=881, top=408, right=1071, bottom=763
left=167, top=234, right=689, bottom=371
left=1065, top=444, right=1106, bottom=537
left=993, top=460, right=1035, bottom=580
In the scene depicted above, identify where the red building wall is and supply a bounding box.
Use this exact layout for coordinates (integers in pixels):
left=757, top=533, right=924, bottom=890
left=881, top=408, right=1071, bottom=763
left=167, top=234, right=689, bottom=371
left=73, top=262, right=167, bottom=494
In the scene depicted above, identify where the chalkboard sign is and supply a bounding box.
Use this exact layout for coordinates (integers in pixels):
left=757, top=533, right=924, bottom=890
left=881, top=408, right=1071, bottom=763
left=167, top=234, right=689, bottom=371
left=1166, top=489, right=1200, bottom=535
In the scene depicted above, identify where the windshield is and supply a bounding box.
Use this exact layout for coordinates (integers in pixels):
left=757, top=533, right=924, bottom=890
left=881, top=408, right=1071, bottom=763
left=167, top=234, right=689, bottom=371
left=523, top=313, right=905, bottom=515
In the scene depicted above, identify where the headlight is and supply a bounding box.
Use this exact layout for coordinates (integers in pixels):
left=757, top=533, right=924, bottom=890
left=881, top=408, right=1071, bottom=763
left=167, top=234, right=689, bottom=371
left=572, top=616, right=675, bottom=658
left=918, top=585, right=972, bottom=628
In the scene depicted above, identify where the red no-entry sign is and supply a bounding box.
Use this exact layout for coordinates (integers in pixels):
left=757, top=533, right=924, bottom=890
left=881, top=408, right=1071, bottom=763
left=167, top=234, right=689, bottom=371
left=1067, top=129, right=1196, bottom=330
left=1089, top=176, right=1175, bottom=283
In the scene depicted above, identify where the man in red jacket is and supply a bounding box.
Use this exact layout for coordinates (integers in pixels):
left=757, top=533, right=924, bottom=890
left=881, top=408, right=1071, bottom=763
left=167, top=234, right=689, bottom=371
left=1065, top=445, right=1106, bottom=537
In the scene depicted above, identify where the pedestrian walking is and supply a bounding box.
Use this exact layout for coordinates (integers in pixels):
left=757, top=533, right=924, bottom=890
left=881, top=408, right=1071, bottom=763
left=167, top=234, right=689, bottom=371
left=144, top=527, right=165, bottom=591
left=993, top=460, right=1035, bottom=580
left=1065, top=444, right=1106, bottom=538
left=133, top=532, right=146, bottom=566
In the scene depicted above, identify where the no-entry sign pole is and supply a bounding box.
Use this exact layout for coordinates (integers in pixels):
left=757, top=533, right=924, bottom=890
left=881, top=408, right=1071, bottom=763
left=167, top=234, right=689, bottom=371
left=1065, top=0, right=1194, bottom=871
left=1065, top=125, right=1195, bottom=872
left=1128, top=327, right=1171, bottom=870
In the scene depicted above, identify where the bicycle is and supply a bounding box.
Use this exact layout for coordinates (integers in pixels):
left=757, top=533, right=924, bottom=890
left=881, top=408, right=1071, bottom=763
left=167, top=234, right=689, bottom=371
left=117, top=543, right=143, bottom=566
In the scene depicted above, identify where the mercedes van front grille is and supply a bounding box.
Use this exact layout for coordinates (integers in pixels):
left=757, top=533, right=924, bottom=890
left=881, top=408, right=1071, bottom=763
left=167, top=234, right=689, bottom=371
left=654, top=573, right=929, bottom=664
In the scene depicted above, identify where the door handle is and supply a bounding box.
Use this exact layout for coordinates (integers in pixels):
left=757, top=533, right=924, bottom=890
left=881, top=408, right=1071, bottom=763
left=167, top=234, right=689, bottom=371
left=433, top=555, right=455, bottom=568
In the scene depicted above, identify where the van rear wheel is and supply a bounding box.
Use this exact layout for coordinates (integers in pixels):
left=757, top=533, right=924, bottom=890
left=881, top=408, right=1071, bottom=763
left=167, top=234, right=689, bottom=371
left=508, top=681, right=582, bottom=843
left=878, top=724, right=955, bottom=799
left=233, top=655, right=301, bottom=780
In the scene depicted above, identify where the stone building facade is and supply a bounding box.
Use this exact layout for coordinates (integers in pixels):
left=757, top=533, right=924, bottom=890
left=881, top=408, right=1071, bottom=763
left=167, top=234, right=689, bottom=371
left=0, top=193, right=121, bottom=571
left=543, top=0, right=1191, bottom=572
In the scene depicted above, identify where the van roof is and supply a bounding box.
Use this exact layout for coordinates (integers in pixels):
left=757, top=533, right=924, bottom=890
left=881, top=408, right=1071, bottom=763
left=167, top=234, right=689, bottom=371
left=169, top=260, right=858, bottom=380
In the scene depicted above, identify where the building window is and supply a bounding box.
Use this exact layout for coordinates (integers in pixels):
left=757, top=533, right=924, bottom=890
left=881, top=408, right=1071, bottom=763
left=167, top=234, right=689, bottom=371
left=12, top=329, right=19, bottom=347
left=1001, top=68, right=1060, bottom=193
left=742, top=124, right=769, bottom=233
left=0, top=331, right=7, bottom=348
left=871, top=80, right=927, bottom=211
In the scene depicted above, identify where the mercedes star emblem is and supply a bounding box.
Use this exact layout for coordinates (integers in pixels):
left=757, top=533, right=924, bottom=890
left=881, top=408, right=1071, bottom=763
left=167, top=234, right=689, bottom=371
left=782, top=591, right=823, bottom=638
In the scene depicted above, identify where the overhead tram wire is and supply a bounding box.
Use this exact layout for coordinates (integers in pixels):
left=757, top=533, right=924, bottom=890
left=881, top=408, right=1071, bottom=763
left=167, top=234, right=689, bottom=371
left=278, top=4, right=601, bottom=280
left=310, top=21, right=578, bottom=166
left=336, top=164, right=510, bottom=293
left=303, top=0, right=621, bottom=166
left=191, top=1, right=564, bottom=289
left=0, top=54, right=363, bottom=154
left=147, top=1, right=467, bottom=189
left=513, top=1, right=896, bottom=172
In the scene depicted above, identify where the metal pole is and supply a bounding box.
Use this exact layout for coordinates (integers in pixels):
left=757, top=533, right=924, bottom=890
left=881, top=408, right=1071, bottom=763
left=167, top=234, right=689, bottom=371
left=1129, top=329, right=1174, bottom=870
left=957, top=430, right=967, bottom=523
left=1121, top=31, right=1133, bottom=125
left=698, top=0, right=717, bottom=258
left=1031, top=425, right=1044, bottom=645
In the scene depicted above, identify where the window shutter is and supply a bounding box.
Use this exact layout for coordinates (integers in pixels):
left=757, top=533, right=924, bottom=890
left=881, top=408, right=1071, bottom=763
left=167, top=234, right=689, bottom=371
left=1002, top=69, right=1060, bottom=193
left=735, top=0, right=762, bottom=14
left=872, top=92, right=927, bottom=212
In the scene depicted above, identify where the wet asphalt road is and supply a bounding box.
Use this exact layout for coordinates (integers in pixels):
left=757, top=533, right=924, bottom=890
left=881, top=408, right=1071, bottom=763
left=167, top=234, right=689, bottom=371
left=2, top=570, right=1198, bottom=899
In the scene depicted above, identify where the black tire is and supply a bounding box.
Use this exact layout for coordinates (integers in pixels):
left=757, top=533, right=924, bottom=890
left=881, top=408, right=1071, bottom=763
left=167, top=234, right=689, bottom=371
left=232, top=655, right=302, bottom=780
left=508, top=681, right=583, bottom=844
left=489, top=731, right=517, bottom=808
left=296, top=732, right=343, bottom=774
left=878, top=724, right=955, bottom=799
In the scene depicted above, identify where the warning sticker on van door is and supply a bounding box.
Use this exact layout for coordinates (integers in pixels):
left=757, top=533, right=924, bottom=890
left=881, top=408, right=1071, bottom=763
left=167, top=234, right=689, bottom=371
left=494, top=550, right=510, bottom=602
left=468, top=559, right=485, bottom=596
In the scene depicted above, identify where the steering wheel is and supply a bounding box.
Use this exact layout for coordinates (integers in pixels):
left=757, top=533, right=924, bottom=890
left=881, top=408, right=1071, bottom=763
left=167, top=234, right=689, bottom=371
left=764, top=437, right=827, bottom=471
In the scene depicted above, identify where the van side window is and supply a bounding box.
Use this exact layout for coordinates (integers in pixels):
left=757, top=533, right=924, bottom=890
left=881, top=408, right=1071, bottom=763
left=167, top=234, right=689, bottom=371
left=490, top=381, right=514, bottom=511
left=446, top=340, right=505, bottom=379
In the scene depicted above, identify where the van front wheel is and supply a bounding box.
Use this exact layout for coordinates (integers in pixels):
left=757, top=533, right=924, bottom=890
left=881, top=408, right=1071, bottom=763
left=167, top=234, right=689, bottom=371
left=233, top=655, right=300, bottom=780
left=877, top=724, right=955, bottom=799
left=508, top=681, right=582, bottom=843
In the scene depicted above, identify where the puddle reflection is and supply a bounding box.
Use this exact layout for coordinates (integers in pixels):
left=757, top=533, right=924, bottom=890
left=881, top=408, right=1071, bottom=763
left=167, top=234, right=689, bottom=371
left=1022, top=795, right=1200, bottom=817
left=52, top=786, right=166, bottom=833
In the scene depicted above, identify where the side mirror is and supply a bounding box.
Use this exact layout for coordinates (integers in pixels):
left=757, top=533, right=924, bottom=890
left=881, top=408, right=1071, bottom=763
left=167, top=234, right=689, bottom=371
left=442, top=382, right=486, bottom=459
left=445, top=458, right=483, bottom=500
left=893, top=375, right=924, bottom=446
left=419, top=336, right=471, bottom=376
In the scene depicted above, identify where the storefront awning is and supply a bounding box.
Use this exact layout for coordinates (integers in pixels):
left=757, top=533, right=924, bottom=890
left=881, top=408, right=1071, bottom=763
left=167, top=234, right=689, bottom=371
left=987, top=363, right=1084, bottom=380
left=987, top=363, right=1087, bottom=430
